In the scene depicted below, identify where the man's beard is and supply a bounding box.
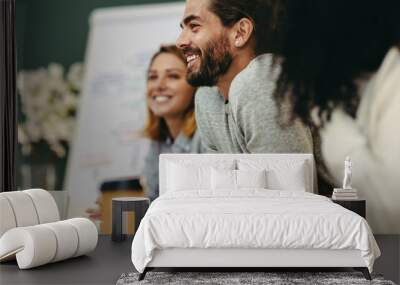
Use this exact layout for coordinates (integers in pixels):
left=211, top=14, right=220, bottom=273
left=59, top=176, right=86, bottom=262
left=186, top=35, right=233, bottom=87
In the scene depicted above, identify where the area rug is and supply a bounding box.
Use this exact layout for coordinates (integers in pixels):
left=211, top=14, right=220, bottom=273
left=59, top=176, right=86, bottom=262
left=116, top=271, right=396, bottom=285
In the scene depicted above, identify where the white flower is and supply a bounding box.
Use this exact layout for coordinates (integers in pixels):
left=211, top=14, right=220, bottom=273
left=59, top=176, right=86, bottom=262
left=67, top=63, right=84, bottom=91
left=17, top=62, right=83, bottom=157
left=48, top=63, right=64, bottom=80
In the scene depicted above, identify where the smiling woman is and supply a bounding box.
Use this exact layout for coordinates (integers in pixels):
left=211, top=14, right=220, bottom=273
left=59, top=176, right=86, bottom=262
left=145, top=45, right=196, bottom=141
left=142, top=45, right=203, bottom=202
left=0, top=0, right=17, bottom=192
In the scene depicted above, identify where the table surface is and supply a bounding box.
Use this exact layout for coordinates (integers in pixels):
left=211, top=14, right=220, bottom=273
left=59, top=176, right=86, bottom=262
left=331, top=198, right=366, bottom=202
left=1, top=235, right=398, bottom=285
left=112, top=197, right=149, bottom=202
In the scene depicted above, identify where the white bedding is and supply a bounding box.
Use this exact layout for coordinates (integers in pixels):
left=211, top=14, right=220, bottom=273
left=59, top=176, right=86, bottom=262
left=131, top=190, right=380, bottom=273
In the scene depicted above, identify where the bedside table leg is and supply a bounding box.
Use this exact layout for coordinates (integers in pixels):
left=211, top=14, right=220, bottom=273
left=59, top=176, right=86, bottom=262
left=112, top=201, right=124, bottom=242
left=134, top=202, right=149, bottom=235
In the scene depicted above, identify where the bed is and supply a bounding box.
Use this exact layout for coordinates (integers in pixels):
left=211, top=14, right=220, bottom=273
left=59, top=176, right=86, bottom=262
left=131, top=154, right=380, bottom=280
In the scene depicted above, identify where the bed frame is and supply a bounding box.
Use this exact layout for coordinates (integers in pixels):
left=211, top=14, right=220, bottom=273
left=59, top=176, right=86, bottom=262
left=140, top=248, right=371, bottom=280
left=138, top=154, right=372, bottom=281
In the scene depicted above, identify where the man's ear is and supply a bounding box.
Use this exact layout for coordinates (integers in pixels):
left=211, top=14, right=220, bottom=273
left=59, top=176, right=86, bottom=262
left=231, top=18, right=254, bottom=48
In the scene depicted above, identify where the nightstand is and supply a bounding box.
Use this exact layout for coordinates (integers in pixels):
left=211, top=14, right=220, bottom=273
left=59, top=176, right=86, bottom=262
left=332, top=199, right=366, bottom=218
left=112, top=197, right=150, bottom=242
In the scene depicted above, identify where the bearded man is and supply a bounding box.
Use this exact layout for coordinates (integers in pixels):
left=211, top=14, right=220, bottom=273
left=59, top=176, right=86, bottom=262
left=176, top=0, right=313, bottom=153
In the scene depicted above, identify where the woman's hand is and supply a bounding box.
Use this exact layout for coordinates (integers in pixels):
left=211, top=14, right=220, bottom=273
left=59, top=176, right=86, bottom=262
left=85, top=197, right=102, bottom=220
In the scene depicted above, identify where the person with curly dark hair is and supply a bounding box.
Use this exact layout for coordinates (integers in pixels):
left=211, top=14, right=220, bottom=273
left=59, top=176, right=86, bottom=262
left=273, top=0, right=400, bottom=234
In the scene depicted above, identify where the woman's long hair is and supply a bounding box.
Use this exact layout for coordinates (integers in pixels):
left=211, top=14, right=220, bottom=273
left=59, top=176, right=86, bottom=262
left=273, top=0, right=400, bottom=127
left=143, top=45, right=196, bottom=142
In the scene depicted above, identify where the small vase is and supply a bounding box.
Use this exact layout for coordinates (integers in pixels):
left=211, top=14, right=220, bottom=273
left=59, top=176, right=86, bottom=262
left=20, top=162, right=56, bottom=190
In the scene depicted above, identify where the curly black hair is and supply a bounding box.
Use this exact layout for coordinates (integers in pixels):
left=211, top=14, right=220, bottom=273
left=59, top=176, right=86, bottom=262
left=273, top=0, right=400, bottom=127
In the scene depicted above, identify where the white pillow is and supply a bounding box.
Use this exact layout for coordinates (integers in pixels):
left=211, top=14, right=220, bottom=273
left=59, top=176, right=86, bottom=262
left=236, top=169, right=267, bottom=189
left=166, top=160, right=235, bottom=192
left=211, top=168, right=267, bottom=190
left=238, top=159, right=308, bottom=191
left=268, top=163, right=306, bottom=191
left=211, top=168, right=236, bottom=190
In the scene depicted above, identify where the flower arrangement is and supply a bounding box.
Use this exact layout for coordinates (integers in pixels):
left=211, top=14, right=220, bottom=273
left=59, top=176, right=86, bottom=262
left=17, top=63, right=83, bottom=158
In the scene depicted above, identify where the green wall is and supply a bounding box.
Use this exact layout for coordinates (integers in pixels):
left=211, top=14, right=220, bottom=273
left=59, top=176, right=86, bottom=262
left=16, top=0, right=183, bottom=190
left=17, top=0, right=183, bottom=69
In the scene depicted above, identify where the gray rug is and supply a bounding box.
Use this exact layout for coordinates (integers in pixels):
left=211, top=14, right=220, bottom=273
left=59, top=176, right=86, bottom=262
left=116, top=272, right=396, bottom=285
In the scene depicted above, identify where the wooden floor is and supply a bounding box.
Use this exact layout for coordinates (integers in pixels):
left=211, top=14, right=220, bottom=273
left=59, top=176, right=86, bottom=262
left=0, top=235, right=398, bottom=285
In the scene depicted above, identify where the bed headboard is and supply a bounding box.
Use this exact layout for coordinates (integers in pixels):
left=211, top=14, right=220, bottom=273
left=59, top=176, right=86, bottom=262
left=159, top=154, right=316, bottom=195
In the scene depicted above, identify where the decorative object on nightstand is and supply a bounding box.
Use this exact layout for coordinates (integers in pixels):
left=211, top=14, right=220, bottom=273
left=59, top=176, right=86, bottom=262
left=332, top=156, right=359, bottom=200
left=332, top=199, right=366, bottom=218
left=112, top=197, right=150, bottom=242
left=331, top=157, right=365, bottom=217
left=332, top=188, right=359, bottom=200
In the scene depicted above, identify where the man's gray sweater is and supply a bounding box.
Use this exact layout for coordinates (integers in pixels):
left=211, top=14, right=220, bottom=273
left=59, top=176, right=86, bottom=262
left=195, top=53, right=313, bottom=154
